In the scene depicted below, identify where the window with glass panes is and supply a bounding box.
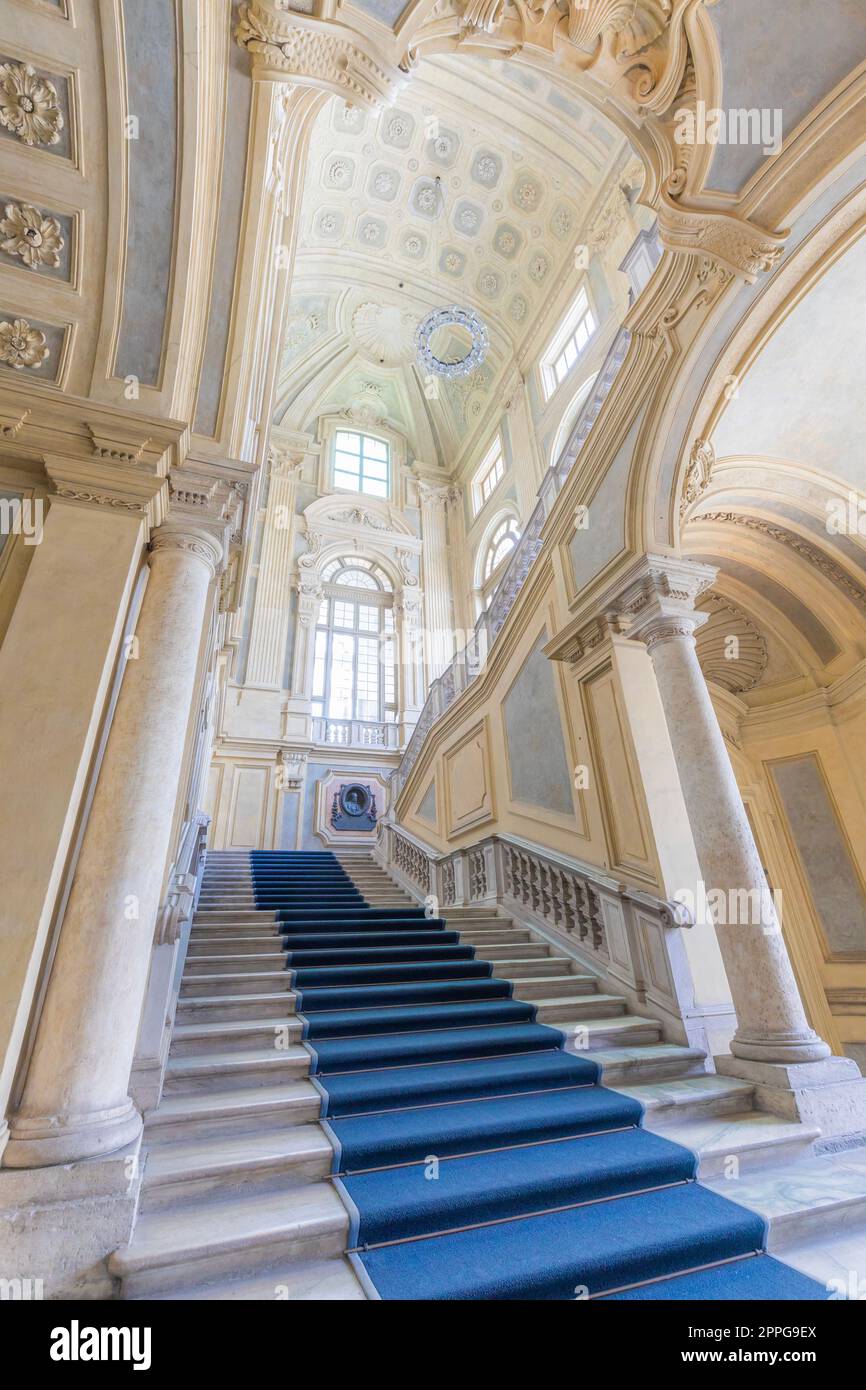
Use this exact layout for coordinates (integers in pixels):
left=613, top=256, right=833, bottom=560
left=332, top=430, right=390, bottom=498
left=542, top=289, right=596, bottom=399
left=311, top=558, right=397, bottom=724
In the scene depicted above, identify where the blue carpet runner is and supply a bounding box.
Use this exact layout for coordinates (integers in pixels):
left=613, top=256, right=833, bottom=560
left=250, top=850, right=827, bottom=1301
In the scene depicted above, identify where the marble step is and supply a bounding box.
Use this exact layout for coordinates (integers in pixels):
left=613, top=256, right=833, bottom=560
left=188, top=937, right=286, bottom=956
left=478, top=957, right=577, bottom=980
left=662, top=1111, right=820, bottom=1179
left=146, top=1077, right=319, bottom=1140
left=562, top=1012, right=662, bottom=1049
left=162, top=1046, right=311, bottom=1095
left=128, top=1255, right=366, bottom=1302
left=533, top=992, right=626, bottom=1024
left=169, top=1016, right=301, bottom=1057
left=111, top=1181, right=349, bottom=1298
left=189, top=927, right=283, bottom=943
left=185, top=953, right=287, bottom=974
left=474, top=942, right=553, bottom=961
left=704, top=1145, right=866, bottom=1249
left=457, top=929, right=535, bottom=946
left=618, top=1074, right=756, bottom=1125
left=595, top=1043, right=710, bottom=1086
left=510, top=973, right=597, bottom=999
left=175, top=992, right=298, bottom=1024
left=194, top=911, right=279, bottom=925
left=181, top=971, right=293, bottom=998
left=140, top=1125, right=334, bottom=1210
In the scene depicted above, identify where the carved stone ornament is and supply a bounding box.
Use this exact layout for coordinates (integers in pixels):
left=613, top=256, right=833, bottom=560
left=680, top=436, right=714, bottom=516
left=0, top=61, right=64, bottom=147
left=0, top=317, right=49, bottom=370
left=658, top=195, right=788, bottom=283
left=235, top=3, right=407, bottom=108
left=695, top=592, right=768, bottom=693
left=0, top=200, right=64, bottom=269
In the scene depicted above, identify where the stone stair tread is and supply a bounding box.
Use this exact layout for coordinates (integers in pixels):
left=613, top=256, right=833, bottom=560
left=172, top=1017, right=296, bottom=1040
left=131, top=1256, right=366, bottom=1301
left=616, top=1074, right=754, bottom=1112
left=148, top=1079, right=317, bottom=1123
left=143, top=1125, right=332, bottom=1185
left=164, top=1046, right=309, bottom=1075
left=559, top=1013, right=657, bottom=1038
left=593, top=1043, right=706, bottom=1074
left=177, top=991, right=296, bottom=1009
left=182, top=971, right=289, bottom=987
left=659, top=1110, right=819, bottom=1158
left=112, top=1182, right=348, bottom=1272
left=704, top=1145, right=866, bottom=1226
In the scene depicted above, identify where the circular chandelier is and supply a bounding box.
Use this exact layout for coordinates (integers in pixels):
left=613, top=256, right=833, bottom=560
left=416, top=304, right=489, bottom=380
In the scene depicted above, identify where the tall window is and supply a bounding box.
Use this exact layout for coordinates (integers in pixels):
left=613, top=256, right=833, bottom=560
left=312, top=557, right=397, bottom=724
left=333, top=430, right=390, bottom=498
left=484, top=517, right=520, bottom=581
left=541, top=288, right=596, bottom=399
left=471, top=437, right=504, bottom=516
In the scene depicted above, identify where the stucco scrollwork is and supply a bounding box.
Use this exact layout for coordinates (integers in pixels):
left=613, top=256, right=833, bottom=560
left=680, top=436, right=714, bottom=516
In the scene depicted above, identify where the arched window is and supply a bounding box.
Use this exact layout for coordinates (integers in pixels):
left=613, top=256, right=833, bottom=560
left=484, top=517, right=520, bottom=581
left=312, top=557, right=397, bottom=724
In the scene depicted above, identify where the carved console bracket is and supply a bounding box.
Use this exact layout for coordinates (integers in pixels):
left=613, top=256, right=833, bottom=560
left=235, top=2, right=408, bottom=106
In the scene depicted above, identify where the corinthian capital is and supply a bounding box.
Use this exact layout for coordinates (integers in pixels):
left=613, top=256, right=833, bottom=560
left=235, top=2, right=407, bottom=107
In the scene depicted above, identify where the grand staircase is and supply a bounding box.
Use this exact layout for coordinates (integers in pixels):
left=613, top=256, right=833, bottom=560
left=109, top=850, right=866, bottom=1299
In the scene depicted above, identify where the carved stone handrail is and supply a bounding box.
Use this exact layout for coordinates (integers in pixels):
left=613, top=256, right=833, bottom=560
left=155, top=810, right=210, bottom=946
left=375, top=817, right=702, bottom=1048
left=393, top=325, right=632, bottom=798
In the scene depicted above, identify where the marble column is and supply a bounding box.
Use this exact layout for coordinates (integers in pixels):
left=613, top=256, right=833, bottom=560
left=4, top=518, right=224, bottom=1167
left=608, top=556, right=866, bottom=1136
left=245, top=450, right=302, bottom=687
left=419, top=483, right=458, bottom=680
left=640, top=611, right=828, bottom=1065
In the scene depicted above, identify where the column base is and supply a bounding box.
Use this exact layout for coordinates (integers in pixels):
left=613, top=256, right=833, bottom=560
left=729, top=1027, right=832, bottom=1065
left=0, top=1135, right=142, bottom=1299
left=3, top=1099, right=143, bottom=1169
left=717, top=1053, right=866, bottom=1139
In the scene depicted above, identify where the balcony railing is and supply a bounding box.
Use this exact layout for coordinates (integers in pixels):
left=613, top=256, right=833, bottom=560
left=312, top=717, right=401, bottom=750
left=393, top=324, right=632, bottom=797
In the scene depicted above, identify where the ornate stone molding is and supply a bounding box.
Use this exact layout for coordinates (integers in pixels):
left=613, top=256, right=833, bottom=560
left=87, top=423, right=152, bottom=465
left=276, top=747, right=308, bottom=791
left=597, top=553, right=718, bottom=646
left=697, top=511, right=866, bottom=613
left=680, top=436, right=714, bottom=516
left=658, top=196, right=788, bottom=283
left=44, top=455, right=168, bottom=524
left=235, top=3, right=407, bottom=107
left=148, top=527, right=225, bottom=577
left=0, top=200, right=64, bottom=270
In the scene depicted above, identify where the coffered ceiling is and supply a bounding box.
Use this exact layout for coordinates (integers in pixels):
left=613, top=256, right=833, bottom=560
left=273, top=53, right=630, bottom=467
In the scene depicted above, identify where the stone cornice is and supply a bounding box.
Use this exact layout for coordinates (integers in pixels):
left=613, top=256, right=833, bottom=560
left=235, top=3, right=408, bottom=106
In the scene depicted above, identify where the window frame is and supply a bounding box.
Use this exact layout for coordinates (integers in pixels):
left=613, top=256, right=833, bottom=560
left=540, top=286, right=597, bottom=401
left=331, top=428, right=392, bottom=500
left=311, top=560, right=397, bottom=726
left=471, top=436, right=505, bottom=517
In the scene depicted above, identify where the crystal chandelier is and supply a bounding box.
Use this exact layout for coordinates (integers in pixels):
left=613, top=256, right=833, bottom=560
left=416, top=304, right=489, bottom=380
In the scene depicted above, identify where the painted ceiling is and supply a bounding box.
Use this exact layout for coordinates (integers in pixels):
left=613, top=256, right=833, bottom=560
left=274, top=54, right=628, bottom=467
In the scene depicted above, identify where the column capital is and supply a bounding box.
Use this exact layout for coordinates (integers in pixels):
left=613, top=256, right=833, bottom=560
left=148, top=526, right=224, bottom=578
left=418, top=481, right=460, bottom=510
left=603, top=554, right=718, bottom=645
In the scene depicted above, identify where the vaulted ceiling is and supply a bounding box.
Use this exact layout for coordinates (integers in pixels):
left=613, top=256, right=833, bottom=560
left=272, top=54, right=631, bottom=468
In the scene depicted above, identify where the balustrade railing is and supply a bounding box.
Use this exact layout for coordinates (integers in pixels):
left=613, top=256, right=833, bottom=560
left=312, top=717, right=401, bottom=750
left=375, top=817, right=700, bottom=1044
